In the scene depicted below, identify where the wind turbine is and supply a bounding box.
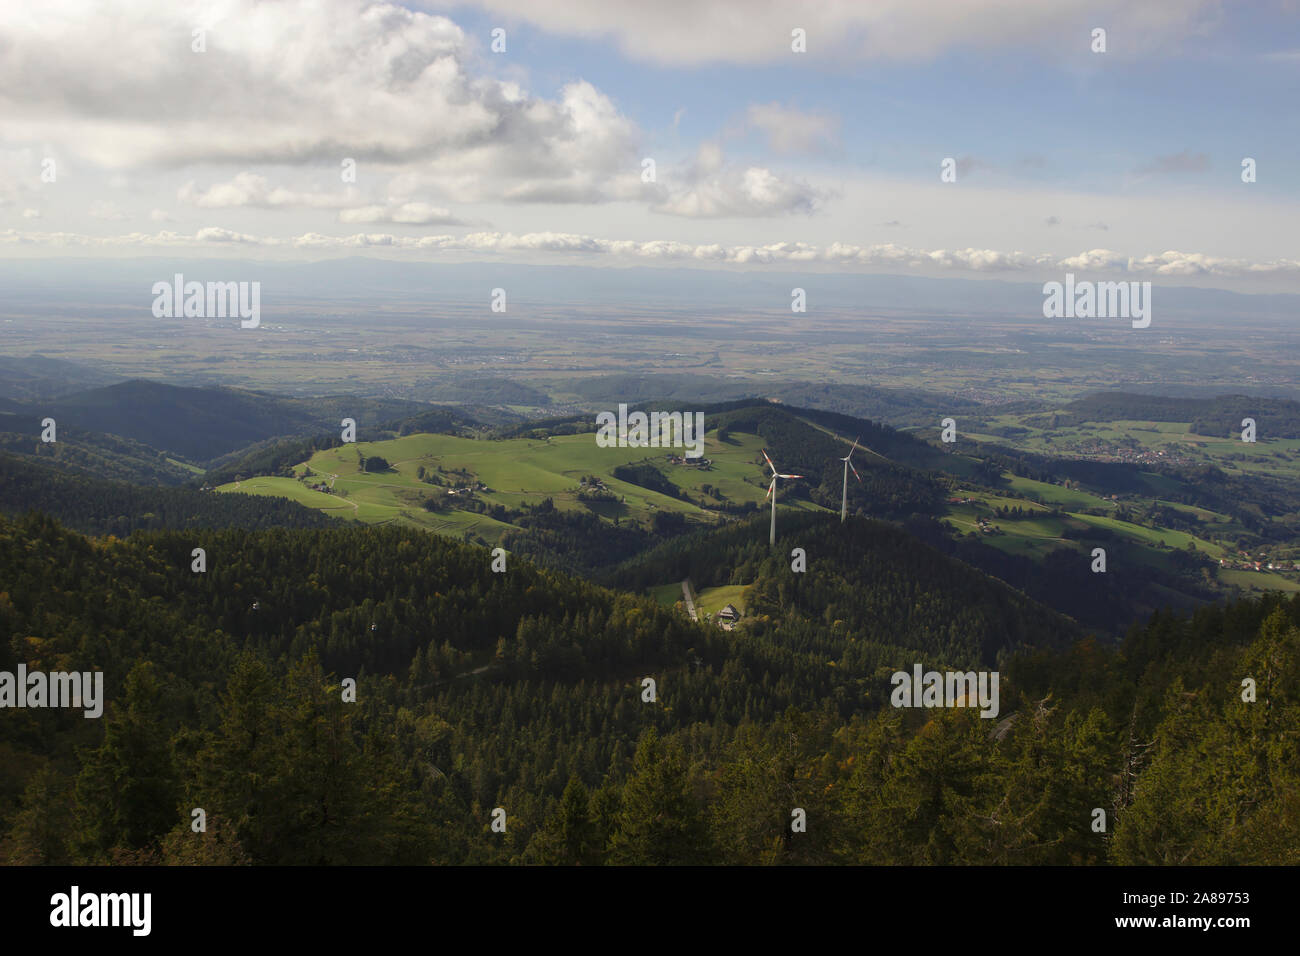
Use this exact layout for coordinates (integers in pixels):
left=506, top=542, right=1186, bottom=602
left=762, top=449, right=803, bottom=545
left=840, top=436, right=863, bottom=522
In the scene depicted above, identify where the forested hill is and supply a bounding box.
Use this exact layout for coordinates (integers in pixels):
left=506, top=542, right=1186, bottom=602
left=0, top=453, right=340, bottom=534
left=709, top=401, right=983, bottom=483
left=708, top=403, right=953, bottom=514
left=612, top=511, right=1079, bottom=668
left=0, top=421, right=196, bottom=485
left=1035, top=391, right=1300, bottom=438
left=2, top=512, right=1297, bottom=865
left=8, top=380, right=434, bottom=463
left=495, top=399, right=951, bottom=518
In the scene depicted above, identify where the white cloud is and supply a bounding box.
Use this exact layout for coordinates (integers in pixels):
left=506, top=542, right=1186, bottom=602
left=21, top=208, right=40, bottom=219
left=0, top=0, right=641, bottom=211
left=193, top=227, right=265, bottom=244
left=387, top=80, right=640, bottom=205
left=655, top=166, right=821, bottom=218
left=179, top=173, right=357, bottom=209
left=649, top=143, right=823, bottom=218
left=451, top=0, right=1219, bottom=65
left=150, top=209, right=174, bottom=222
left=337, top=202, right=468, bottom=225
left=1058, top=249, right=1129, bottom=271
left=180, top=174, right=471, bottom=224
left=6, top=227, right=1297, bottom=279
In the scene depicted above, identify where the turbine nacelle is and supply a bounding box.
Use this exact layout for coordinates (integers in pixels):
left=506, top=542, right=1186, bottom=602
left=840, top=436, right=863, bottom=482
left=762, top=449, right=803, bottom=544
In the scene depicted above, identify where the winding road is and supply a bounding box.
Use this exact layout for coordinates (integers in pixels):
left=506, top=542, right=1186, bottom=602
left=681, top=578, right=699, bottom=621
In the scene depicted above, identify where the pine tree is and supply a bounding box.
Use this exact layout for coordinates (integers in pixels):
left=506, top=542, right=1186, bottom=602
left=74, top=661, right=180, bottom=857
left=607, top=728, right=711, bottom=865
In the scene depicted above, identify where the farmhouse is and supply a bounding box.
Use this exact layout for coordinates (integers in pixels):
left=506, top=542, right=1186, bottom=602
left=716, top=603, right=741, bottom=623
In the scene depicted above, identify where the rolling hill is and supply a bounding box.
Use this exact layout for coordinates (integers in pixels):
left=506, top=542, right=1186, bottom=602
left=0, top=453, right=341, bottom=534
left=32, top=380, right=434, bottom=461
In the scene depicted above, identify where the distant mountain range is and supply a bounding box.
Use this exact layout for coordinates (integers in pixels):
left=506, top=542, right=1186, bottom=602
left=3, top=256, right=1299, bottom=317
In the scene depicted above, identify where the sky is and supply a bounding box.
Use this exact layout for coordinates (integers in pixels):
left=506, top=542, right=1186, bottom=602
left=1, top=0, right=1299, bottom=290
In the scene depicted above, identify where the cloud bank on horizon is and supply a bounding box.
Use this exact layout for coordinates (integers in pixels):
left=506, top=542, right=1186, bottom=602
left=1, top=0, right=1297, bottom=289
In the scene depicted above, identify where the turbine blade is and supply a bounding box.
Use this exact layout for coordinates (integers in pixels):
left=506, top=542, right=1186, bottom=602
left=848, top=461, right=862, bottom=482
left=762, top=449, right=776, bottom=474
left=779, top=474, right=804, bottom=479
left=765, top=477, right=776, bottom=500
left=850, top=436, right=861, bottom=455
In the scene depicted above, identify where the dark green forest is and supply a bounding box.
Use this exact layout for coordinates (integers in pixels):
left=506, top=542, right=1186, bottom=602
left=0, top=454, right=340, bottom=535
left=2, top=510, right=1296, bottom=865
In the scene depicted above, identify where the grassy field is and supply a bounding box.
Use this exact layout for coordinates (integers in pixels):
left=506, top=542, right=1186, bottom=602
left=215, top=411, right=1300, bottom=599
left=969, top=414, right=1300, bottom=485
left=1003, top=474, right=1115, bottom=511
left=218, top=427, right=826, bottom=545
left=1066, top=511, right=1229, bottom=558
left=941, top=470, right=1300, bottom=592
left=226, top=476, right=358, bottom=515
left=1218, top=568, right=1300, bottom=594
left=694, top=584, right=749, bottom=618
left=648, top=582, right=685, bottom=607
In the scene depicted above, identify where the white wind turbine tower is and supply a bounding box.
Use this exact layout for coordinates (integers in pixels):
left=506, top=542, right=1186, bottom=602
left=840, top=436, right=863, bottom=522
left=762, top=449, right=804, bottom=545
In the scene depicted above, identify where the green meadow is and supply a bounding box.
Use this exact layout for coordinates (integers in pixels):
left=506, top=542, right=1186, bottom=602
left=694, top=584, right=750, bottom=618
left=969, top=414, right=1300, bottom=485
left=941, top=471, right=1300, bottom=593
left=648, top=582, right=686, bottom=607
left=217, top=428, right=826, bottom=546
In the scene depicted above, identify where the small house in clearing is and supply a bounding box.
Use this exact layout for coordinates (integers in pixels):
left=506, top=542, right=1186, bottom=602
left=717, top=603, right=741, bottom=624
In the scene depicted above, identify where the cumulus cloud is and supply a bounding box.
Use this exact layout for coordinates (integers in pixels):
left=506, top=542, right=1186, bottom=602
left=179, top=173, right=358, bottom=210
left=385, top=79, right=641, bottom=205
left=193, top=227, right=264, bottom=244
left=1053, top=247, right=1297, bottom=276
left=649, top=143, right=823, bottom=218
left=337, top=202, right=468, bottom=225
left=1057, top=248, right=1128, bottom=270
left=654, top=166, right=821, bottom=218
left=1126, top=250, right=1291, bottom=276
left=7, top=227, right=1296, bottom=278
left=177, top=174, right=471, bottom=225
left=0, top=0, right=641, bottom=209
